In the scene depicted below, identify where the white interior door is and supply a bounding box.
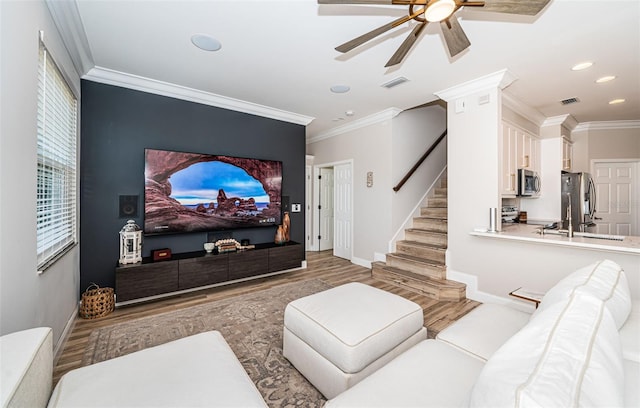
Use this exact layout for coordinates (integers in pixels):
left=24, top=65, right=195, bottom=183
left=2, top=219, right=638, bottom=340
left=319, top=168, right=334, bottom=251
left=305, top=165, right=312, bottom=251
left=593, top=161, right=638, bottom=236
left=333, top=163, right=352, bottom=260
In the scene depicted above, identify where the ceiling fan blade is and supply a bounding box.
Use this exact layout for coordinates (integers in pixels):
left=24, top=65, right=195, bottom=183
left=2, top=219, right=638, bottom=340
left=440, top=17, right=470, bottom=57
left=385, top=22, right=428, bottom=67
left=478, top=0, right=551, bottom=15
left=318, top=0, right=428, bottom=4
left=336, top=8, right=426, bottom=53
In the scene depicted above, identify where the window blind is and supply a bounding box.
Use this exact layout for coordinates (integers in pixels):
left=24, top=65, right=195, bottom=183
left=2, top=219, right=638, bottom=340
left=36, top=37, right=78, bottom=271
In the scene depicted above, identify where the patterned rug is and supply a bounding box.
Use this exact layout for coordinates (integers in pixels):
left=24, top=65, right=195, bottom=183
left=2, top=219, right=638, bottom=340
left=82, top=279, right=332, bottom=407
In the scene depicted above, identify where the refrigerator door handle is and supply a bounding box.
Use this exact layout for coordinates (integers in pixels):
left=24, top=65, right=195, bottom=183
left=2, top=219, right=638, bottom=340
left=588, top=177, right=597, bottom=218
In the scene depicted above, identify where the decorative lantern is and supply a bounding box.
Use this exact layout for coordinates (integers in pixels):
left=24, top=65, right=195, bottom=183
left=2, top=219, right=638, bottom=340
left=119, top=220, right=142, bottom=265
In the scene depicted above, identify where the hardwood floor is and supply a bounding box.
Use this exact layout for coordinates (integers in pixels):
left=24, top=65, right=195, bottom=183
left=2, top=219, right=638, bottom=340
left=53, top=250, right=480, bottom=384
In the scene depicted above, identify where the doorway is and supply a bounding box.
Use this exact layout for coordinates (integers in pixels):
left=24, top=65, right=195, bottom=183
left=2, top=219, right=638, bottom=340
left=592, top=160, right=639, bottom=236
left=311, top=161, right=354, bottom=260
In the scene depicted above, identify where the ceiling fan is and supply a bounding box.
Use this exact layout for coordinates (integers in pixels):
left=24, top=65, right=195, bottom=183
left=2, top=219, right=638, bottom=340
left=318, top=0, right=551, bottom=67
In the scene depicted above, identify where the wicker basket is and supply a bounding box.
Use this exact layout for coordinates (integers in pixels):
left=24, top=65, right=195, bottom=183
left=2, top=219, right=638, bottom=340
left=79, top=283, right=115, bottom=319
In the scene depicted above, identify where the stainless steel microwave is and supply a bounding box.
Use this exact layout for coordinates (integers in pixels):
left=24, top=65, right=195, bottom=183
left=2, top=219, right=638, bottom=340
left=518, top=169, right=541, bottom=196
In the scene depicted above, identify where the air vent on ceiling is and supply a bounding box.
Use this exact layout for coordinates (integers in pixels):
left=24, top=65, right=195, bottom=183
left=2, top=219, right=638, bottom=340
left=560, top=97, right=580, bottom=105
left=381, top=77, right=409, bottom=89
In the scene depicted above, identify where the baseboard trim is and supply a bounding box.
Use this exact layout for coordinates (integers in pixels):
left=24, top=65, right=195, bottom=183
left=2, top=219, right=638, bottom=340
left=351, top=257, right=371, bottom=269
left=446, top=267, right=535, bottom=313
left=54, top=304, right=79, bottom=367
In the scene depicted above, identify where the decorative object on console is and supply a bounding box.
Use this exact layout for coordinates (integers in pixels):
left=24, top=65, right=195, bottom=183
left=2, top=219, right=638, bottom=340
left=79, top=283, right=115, bottom=319
left=203, top=243, right=215, bottom=253
left=215, top=238, right=240, bottom=253
left=275, top=225, right=286, bottom=244
left=119, top=220, right=142, bottom=265
left=283, top=211, right=291, bottom=242
left=152, top=248, right=172, bottom=261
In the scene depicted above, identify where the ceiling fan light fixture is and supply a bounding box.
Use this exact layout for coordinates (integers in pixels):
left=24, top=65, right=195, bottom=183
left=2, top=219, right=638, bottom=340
left=425, top=0, right=456, bottom=23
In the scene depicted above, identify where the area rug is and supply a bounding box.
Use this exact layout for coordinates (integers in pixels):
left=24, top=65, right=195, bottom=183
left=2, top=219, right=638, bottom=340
left=82, top=279, right=331, bottom=407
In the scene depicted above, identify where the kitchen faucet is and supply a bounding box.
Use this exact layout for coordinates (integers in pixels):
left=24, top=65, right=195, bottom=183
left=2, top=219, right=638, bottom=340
left=559, top=192, right=574, bottom=238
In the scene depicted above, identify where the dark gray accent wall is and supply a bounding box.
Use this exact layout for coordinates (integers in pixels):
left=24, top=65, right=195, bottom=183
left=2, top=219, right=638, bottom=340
left=80, top=80, right=306, bottom=293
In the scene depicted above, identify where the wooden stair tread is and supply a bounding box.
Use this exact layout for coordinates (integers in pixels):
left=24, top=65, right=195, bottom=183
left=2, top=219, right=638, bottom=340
left=405, top=227, right=447, bottom=235
left=373, top=262, right=465, bottom=289
left=386, top=252, right=446, bottom=268
left=416, top=214, right=448, bottom=220
left=398, top=240, right=447, bottom=250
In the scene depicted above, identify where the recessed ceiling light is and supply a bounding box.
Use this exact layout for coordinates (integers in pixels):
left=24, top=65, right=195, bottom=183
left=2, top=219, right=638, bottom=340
left=345, top=110, right=355, bottom=117
left=330, top=85, right=350, bottom=94
left=609, top=99, right=626, bottom=105
left=571, top=61, right=593, bottom=71
left=596, top=75, right=616, bottom=83
left=191, top=34, right=222, bottom=51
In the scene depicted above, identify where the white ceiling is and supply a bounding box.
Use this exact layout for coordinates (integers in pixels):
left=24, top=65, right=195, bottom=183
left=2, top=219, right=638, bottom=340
left=64, top=0, right=639, bottom=140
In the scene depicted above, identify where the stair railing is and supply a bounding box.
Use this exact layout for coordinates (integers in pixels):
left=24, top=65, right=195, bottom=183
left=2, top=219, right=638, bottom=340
left=393, top=130, right=447, bottom=192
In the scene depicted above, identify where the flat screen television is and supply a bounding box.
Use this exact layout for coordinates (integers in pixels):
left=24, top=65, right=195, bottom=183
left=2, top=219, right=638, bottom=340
left=144, top=148, right=282, bottom=235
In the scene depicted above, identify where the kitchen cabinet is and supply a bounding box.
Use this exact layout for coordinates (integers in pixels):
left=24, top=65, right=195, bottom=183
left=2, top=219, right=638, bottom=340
left=501, top=123, right=518, bottom=196
left=501, top=121, right=540, bottom=197
left=562, top=137, right=573, bottom=171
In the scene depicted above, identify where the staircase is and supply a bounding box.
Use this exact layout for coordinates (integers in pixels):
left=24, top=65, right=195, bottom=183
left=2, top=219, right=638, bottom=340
left=372, top=176, right=466, bottom=301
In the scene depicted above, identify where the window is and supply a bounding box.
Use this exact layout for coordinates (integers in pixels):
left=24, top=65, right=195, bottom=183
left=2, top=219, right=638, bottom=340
left=36, top=36, right=78, bottom=272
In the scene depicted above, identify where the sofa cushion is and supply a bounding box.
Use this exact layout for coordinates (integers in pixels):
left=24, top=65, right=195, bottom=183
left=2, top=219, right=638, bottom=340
left=284, top=282, right=424, bottom=373
left=620, top=301, right=640, bottom=362
left=436, top=303, right=530, bottom=361
left=0, top=327, right=52, bottom=408
left=48, top=331, right=266, bottom=407
left=533, top=259, right=631, bottom=329
left=325, top=339, right=485, bottom=407
left=470, top=292, right=624, bottom=408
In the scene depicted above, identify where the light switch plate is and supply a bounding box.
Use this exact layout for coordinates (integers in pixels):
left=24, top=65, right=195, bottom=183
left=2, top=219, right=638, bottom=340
left=291, top=203, right=301, bottom=212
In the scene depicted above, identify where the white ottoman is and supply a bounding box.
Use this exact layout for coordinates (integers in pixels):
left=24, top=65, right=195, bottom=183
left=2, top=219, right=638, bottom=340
left=283, top=282, right=427, bottom=399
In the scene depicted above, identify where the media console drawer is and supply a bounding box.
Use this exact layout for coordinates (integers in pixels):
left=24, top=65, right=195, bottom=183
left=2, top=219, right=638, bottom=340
left=115, top=242, right=303, bottom=303
left=179, top=255, right=229, bottom=290
left=116, top=261, right=179, bottom=302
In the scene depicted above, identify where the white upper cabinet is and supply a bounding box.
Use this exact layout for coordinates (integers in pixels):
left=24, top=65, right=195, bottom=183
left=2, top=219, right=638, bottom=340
left=501, top=122, right=518, bottom=197
left=501, top=121, right=541, bottom=197
left=562, top=137, right=573, bottom=171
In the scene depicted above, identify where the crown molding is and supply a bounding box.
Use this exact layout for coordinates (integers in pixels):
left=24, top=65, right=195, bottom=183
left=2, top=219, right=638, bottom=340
left=573, top=120, right=640, bottom=132
left=83, top=66, right=315, bottom=126
left=502, top=92, right=547, bottom=126
left=434, top=69, right=517, bottom=102
left=541, top=114, right=579, bottom=130
left=306, top=108, right=402, bottom=144
left=45, top=0, right=94, bottom=76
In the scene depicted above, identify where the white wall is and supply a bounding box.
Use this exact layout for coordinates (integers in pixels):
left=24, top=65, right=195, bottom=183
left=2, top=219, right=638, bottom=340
left=307, top=119, right=393, bottom=263
left=390, top=105, right=447, bottom=238
left=0, top=1, right=80, bottom=347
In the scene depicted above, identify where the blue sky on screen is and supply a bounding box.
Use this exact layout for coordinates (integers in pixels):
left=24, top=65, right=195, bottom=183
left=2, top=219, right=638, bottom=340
left=170, top=161, right=268, bottom=205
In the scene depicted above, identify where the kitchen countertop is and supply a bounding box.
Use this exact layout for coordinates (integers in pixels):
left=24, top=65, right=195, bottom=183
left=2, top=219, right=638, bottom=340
left=470, top=223, right=640, bottom=255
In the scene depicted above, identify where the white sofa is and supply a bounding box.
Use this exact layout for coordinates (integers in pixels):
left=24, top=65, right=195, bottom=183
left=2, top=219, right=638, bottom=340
left=326, top=259, right=640, bottom=407
left=0, top=329, right=267, bottom=408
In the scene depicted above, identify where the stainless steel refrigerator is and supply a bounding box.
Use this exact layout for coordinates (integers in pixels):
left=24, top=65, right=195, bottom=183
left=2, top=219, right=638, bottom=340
left=561, top=172, right=596, bottom=232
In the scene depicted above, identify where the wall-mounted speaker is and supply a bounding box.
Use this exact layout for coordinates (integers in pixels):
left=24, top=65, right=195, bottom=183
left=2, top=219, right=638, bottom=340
left=119, top=195, right=139, bottom=218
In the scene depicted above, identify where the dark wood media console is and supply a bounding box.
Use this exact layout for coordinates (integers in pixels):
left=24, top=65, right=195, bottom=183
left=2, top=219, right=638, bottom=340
left=115, top=241, right=303, bottom=303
